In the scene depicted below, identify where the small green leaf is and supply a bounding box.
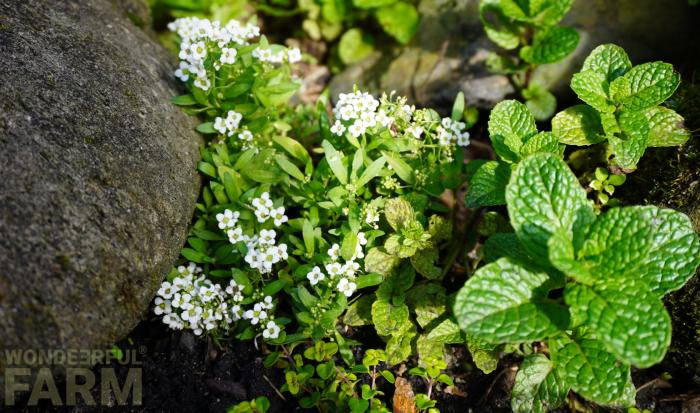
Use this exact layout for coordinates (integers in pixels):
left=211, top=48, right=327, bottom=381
left=479, top=0, right=521, bottom=50
left=364, top=247, right=400, bottom=275
left=451, top=91, right=465, bottom=122
left=343, top=295, right=374, bottom=326
left=410, top=248, right=442, bottom=279
left=643, top=106, right=690, bottom=147
left=465, top=160, right=512, bottom=207
left=374, top=2, right=420, bottom=45
left=550, top=335, right=629, bottom=404
left=355, top=156, right=386, bottom=188
left=382, top=151, right=415, bottom=184
left=511, top=354, right=569, bottom=413
left=520, top=26, right=579, bottom=65
left=272, top=135, right=312, bottom=165
left=454, top=258, right=570, bottom=344
left=582, top=44, right=632, bottom=82
left=275, top=155, right=305, bottom=180
left=386, top=323, right=417, bottom=365
left=352, top=0, right=396, bottom=9
left=466, top=336, right=500, bottom=374
left=551, top=105, right=606, bottom=145
left=488, top=100, right=538, bottom=163
left=384, top=197, right=415, bottom=230
left=570, top=70, right=614, bottom=113
left=426, top=319, right=462, bottom=344
left=196, top=122, right=217, bottom=134
left=171, top=94, right=197, bottom=106
left=372, top=300, right=410, bottom=336
left=619, top=61, right=680, bottom=111
left=523, top=86, right=557, bottom=121
left=609, top=110, right=649, bottom=169
left=322, top=140, right=348, bottom=184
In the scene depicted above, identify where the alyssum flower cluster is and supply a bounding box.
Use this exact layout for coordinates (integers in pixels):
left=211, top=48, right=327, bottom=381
left=168, top=16, right=301, bottom=91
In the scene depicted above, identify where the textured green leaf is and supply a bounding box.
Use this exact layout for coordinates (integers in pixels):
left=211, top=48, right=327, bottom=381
left=488, top=100, right=538, bottom=162
left=454, top=258, right=570, bottom=343
left=416, top=334, right=444, bottom=363
left=466, top=335, right=500, bottom=374
left=386, top=323, right=416, bottom=365
left=500, top=0, right=573, bottom=26
left=479, top=0, right=521, bottom=50
left=578, top=206, right=700, bottom=296
left=483, top=233, right=535, bottom=265
left=372, top=300, right=410, bottom=336
left=384, top=197, right=415, bottom=230
left=570, top=70, right=614, bottom=113
left=582, top=44, right=632, bottom=82
left=620, top=62, right=680, bottom=111
left=406, top=284, right=446, bottom=327
left=466, top=160, right=512, bottom=207
left=551, top=105, right=605, bottom=145
left=375, top=2, right=419, bottom=45
left=565, top=281, right=671, bottom=367
left=550, top=335, right=629, bottom=404
left=520, top=26, right=579, bottom=65
left=410, top=248, right=442, bottom=279
left=522, top=84, right=557, bottom=121
left=506, top=153, right=595, bottom=263
left=609, top=76, right=631, bottom=102
left=609, top=110, right=649, bottom=168
left=520, top=132, right=563, bottom=156
left=511, top=354, right=569, bottom=413
left=364, top=247, right=400, bottom=275
left=426, top=319, right=463, bottom=344
left=643, top=106, right=690, bottom=147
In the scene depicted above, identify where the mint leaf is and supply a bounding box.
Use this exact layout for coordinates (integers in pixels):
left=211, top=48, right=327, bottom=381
left=488, top=100, right=538, bottom=163
left=483, top=233, right=535, bottom=265
left=619, top=62, right=680, bottom=111
left=581, top=44, right=632, bottom=82
left=520, top=132, right=563, bottom=156
left=520, top=26, right=579, bottom=65
left=466, top=335, right=500, bottom=374
left=609, top=76, right=631, bottom=102
left=372, top=300, right=410, bottom=336
left=375, top=2, right=420, bottom=45
left=386, top=323, right=416, bottom=365
left=644, top=106, right=691, bottom=147
left=338, top=28, right=374, bottom=65
left=565, top=281, right=671, bottom=367
left=466, top=161, right=512, bottom=207
left=454, top=258, right=570, bottom=344
left=506, top=154, right=595, bottom=263
left=551, top=105, right=606, bottom=145
left=609, top=110, right=649, bottom=168
left=511, top=354, right=569, bottom=413
left=500, top=0, right=573, bottom=26
left=384, top=197, right=415, bottom=230
left=480, top=0, right=521, bottom=50
left=570, top=70, right=614, bottom=113
left=550, top=335, right=629, bottom=404
left=365, top=247, right=400, bottom=275
left=426, top=319, right=463, bottom=344
left=578, top=206, right=700, bottom=296
left=410, top=248, right=442, bottom=280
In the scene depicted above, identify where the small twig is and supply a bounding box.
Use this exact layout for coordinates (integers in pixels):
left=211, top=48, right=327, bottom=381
left=262, top=374, right=287, bottom=402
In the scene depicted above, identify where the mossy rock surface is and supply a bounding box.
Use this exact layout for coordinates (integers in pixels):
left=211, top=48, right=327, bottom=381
left=0, top=0, right=201, bottom=399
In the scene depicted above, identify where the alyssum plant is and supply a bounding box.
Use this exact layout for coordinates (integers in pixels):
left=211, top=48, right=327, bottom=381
left=156, top=15, right=469, bottom=412
left=153, top=15, right=699, bottom=412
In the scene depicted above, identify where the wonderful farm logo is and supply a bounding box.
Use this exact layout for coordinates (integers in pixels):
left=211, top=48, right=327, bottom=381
left=2, top=347, right=142, bottom=406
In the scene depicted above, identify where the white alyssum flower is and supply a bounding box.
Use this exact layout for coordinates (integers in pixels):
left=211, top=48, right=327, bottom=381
left=243, top=303, right=268, bottom=325
left=220, top=47, right=237, bottom=64
left=327, top=243, right=340, bottom=261
left=286, top=48, right=302, bottom=63
left=227, top=226, right=245, bottom=244
left=271, top=206, right=288, bottom=227
left=307, top=266, right=325, bottom=286
left=261, top=295, right=274, bottom=310
left=330, top=120, right=346, bottom=136
left=325, top=262, right=343, bottom=278
left=262, top=320, right=281, bottom=339
left=337, top=277, right=357, bottom=297
left=216, top=209, right=240, bottom=229
left=157, top=282, right=176, bottom=299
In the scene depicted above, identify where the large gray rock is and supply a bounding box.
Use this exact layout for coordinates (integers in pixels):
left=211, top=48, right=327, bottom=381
left=0, top=0, right=201, bottom=398
left=330, top=0, right=700, bottom=111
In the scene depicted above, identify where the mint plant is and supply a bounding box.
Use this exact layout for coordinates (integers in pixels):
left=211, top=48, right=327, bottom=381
left=480, top=0, right=579, bottom=120
left=455, top=153, right=700, bottom=410
left=552, top=44, right=691, bottom=169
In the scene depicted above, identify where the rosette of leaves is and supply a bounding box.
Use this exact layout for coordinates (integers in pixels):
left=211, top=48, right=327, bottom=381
left=552, top=44, right=690, bottom=169
left=465, top=99, right=564, bottom=208
left=351, top=198, right=462, bottom=366
left=480, top=0, right=579, bottom=120
left=454, top=153, right=700, bottom=411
